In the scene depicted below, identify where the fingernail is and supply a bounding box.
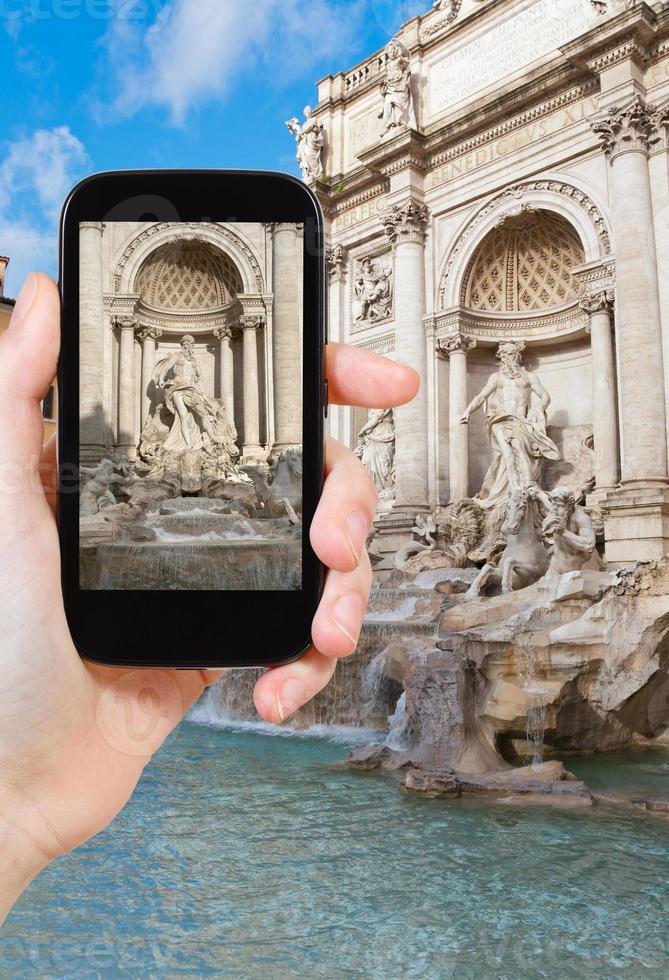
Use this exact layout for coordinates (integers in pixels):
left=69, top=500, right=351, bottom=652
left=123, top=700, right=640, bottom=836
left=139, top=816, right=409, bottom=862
left=275, top=678, right=307, bottom=724
left=344, top=511, right=369, bottom=564
left=10, top=274, right=38, bottom=329
left=332, top=593, right=363, bottom=647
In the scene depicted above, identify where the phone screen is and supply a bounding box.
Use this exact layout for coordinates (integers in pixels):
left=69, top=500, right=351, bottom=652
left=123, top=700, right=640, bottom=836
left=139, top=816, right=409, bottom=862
left=79, top=220, right=304, bottom=592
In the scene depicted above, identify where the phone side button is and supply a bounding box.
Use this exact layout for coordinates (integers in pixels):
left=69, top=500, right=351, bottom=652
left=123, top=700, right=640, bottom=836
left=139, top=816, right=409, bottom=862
left=323, top=378, right=329, bottom=419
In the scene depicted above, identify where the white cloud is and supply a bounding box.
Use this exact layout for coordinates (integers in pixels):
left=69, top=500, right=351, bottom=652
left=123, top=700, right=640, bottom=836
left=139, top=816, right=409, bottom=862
left=101, top=0, right=366, bottom=123
left=0, top=128, right=91, bottom=295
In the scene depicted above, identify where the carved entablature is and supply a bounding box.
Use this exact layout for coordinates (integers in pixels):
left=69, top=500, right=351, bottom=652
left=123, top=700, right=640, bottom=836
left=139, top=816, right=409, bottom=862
left=382, top=201, right=429, bottom=246
left=571, top=256, right=616, bottom=298
left=591, top=97, right=668, bottom=161
left=354, top=332, right=395, bottom=357
left=351, top=251, right=394, bottom=330
left=433, top=303, right=590, bottom=346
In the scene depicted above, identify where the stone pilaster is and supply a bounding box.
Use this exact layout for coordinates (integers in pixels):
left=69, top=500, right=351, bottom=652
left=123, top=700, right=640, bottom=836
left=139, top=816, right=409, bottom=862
left=271, top=223, right=302, bottom=449
left=136, top=325, right=162, bottom=428
left=114, top=316, right=137, bottom=458
left=326, top=245, right=348, bottom=441
left=592, top=97, right=669, bottom=560
left=240, top=314, right=264, bottom=459
left=80, top=221, right=106, bottom=462
left=382, top=200, right=429, bottom=511
left=437, top=333, right=476, bottom=501
left=580, top=291, right=619, bottom=493
left=214, top=324, right=235, bottom=425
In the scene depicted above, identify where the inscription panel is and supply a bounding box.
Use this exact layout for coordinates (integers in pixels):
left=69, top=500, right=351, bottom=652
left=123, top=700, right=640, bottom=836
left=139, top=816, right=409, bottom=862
left=427, top=0, right=600, bottom=118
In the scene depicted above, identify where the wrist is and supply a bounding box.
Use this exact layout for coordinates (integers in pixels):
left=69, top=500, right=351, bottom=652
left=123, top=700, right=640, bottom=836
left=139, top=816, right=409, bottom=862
left=0, top=785, right=53, bottom=922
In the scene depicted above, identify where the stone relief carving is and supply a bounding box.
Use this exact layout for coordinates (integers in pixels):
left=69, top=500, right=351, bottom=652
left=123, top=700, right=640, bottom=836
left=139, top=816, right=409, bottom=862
left=395, top=500, right=484, bottom=573
left=461, top=340, right=560, bottom=511
left=286, top=107, right=326, bottom=183
left=355, top=408, right=396, bottom=508
left=378, top=38, right=416, bottom=135
left=352, top=256, right=394, bottom=324
left=590, top=0, right=634, bottom=13
left=592, top=96, right=668, bottom=160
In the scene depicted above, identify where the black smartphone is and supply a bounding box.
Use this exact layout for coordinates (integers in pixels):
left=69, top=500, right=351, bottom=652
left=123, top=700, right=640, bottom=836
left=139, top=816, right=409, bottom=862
left=58, top=170, right=326, bottom=669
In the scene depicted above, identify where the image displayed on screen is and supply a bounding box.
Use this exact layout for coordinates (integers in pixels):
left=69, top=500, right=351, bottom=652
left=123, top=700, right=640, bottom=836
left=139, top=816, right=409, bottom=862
left=79, top=221, right=304, bottom=591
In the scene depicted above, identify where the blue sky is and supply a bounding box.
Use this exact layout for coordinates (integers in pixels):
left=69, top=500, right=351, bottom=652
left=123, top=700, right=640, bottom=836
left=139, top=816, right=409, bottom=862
left=0, top=0, right=427, bottom=295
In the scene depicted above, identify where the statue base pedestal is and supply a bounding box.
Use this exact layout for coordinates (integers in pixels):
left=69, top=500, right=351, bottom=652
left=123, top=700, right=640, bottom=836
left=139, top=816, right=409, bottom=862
left=601, top=484, right=669, bottom=563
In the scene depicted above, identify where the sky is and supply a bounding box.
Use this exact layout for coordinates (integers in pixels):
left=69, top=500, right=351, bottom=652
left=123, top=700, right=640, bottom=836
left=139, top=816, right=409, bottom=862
left=0, top=0, right=428, bottom=296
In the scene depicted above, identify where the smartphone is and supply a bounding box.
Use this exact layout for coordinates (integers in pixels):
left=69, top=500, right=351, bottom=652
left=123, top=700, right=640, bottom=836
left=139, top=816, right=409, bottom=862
left=58, top=170, right=326, bottom=669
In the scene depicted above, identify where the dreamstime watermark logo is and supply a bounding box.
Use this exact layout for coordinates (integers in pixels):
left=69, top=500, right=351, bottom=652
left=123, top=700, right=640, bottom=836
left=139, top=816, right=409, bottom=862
left=0, top=0, right=167, bottom=24
left=95, top=670, right=183, bottom=757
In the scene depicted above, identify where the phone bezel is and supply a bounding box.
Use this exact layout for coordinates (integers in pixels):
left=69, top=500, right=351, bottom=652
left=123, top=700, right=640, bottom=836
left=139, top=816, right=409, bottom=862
left=58, top=170, right=326, bottom=669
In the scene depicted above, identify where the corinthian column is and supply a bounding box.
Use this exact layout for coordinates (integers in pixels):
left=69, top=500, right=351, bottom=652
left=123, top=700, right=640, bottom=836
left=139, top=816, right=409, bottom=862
left=115, top=316, right=137, bottom=458
left=592, top=98, right=668, bottom=486
left=137, top=325, right=162, bottom=427
left=382, top=200, right=429, bottom=510
left=437, top=334, right=476, bottom=500
left=580, top=291, right=619, bottom=492
left=214, top=324, right=235, bottom=424
left=271, top=223, right=302, bottom=448
left=241, top=314, right=264, bottom=459
left=80, top=221, right=105, bottom=461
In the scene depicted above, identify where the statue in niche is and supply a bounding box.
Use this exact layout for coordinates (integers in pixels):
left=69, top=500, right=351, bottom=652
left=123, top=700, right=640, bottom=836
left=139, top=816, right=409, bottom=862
left=461, top=340, right=560, bottom=511
left=353, top=257, right=393, bottom=324
left=80, top=459, right=128, bottom=517
left=379, top=38, right=415, bottom=135
left=153, top=335, right=236, bottom=455
left=527, top=484, right=598, bottom=577
left=286, top=107, right=326, bottom=183
left=355, top=409, right=396, bottom=505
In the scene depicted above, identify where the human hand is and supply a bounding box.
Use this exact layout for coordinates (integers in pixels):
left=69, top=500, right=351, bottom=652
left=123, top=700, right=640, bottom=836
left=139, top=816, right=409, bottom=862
left=460, top=412, right=469, bottom=425
left=0, top=274, right=419, bottom=918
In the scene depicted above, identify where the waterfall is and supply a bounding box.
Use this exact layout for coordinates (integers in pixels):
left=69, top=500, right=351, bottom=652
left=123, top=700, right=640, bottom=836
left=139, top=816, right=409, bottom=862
left=385, top=692, right=411, bottom=751
left=514, top=646, right=547, bottom=766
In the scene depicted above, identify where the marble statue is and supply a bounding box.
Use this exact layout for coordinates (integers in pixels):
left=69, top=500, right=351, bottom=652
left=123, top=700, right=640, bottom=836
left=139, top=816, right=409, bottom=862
left=355, top=409, right=396, bottom=503
left=353, top=257, right=393, bottom=323
left=465, top=485, right=549, bottom=601
left=461, top=340, right=560, bottom=510
left=80, top=459, right=127, bottom=517
left=286, top=107, right=326, bottom=183
left=153, top=335, right=236, bottom=455
left=528, top=484, right=598, bottom=577
left=379, top=39, right=415, bottom=135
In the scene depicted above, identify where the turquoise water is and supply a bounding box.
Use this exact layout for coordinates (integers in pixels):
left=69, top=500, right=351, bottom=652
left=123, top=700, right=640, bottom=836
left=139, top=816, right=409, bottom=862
left=3, top=721, right=668, bottom=978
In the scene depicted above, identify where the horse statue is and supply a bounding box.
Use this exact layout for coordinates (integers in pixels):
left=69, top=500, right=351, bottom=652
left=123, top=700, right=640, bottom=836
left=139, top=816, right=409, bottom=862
left=464, top=486, right=549, bottom=602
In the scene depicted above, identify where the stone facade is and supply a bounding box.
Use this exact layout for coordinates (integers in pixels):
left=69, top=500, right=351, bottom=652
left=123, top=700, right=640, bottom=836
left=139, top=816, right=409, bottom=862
left=80, top=221, right=303, bottom=466
left=306, top=0, right=669, bottom=565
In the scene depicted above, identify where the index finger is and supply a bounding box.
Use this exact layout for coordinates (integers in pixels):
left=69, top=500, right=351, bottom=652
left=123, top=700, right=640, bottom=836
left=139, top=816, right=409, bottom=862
left=325, top=342, right=419, bottom=408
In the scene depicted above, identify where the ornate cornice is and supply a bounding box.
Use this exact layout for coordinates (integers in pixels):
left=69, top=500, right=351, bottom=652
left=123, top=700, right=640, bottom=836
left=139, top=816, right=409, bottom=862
left=434, top=302, right=589, bottom=344
left=354, top=332, right=395, bottom=356
left=592, top=96, right=667, bottom=161
left=382, top=201, right=429, bottom=246
left=436, top=333, right=476, bottom=358
left=326, top=244, right=348, bottom=282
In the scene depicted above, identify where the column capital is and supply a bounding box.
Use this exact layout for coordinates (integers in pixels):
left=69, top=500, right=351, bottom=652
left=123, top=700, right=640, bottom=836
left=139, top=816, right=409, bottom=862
left=136, top=325, right=162, bottom=343
left=240, top=313, right=265, bottom=332
left=436, top=333, right=476, bottom=358
left=80, top=221, right=105, bottom=233
left=326, top=244, right=347, bottom=283
left=113, top=315, right=136, bottom=331
left=382, top=200, right=429, bottom=246
left=580, top=290, right=615, bottom=321
left=213, top=324, right=233, bottom=342
left=592, top=97, right=667, bottom=162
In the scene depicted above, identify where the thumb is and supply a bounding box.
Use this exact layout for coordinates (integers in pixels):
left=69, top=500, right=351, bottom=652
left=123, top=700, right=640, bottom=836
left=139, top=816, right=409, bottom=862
left=0, top=273, right=60, bottom=522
